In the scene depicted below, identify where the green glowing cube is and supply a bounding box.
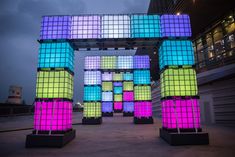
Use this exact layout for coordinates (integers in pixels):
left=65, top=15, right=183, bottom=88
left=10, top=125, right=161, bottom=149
left=114, top=94, right=122, bottom=101
left=123, top=81, right=133, bottom=91
left=102, top=82, right=113, bottom=91
left=160, top=68, right=198, bottom=97
left=101, top=56, right=117, bottom=69
left=36, top=70, right=73, bottom=99
left=113, top=73, right=123, bottom=81
left=134, top=86, right=151, bottom=101
left=83, top=102, right=101, bottom=118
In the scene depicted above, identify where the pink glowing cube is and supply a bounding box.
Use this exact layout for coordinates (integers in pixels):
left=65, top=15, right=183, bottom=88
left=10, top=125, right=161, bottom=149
left=114, top=102, right=122, bottom=110
left=123, top=92, right=134, bottom=101
left=161, top=99, right=200, bottom=129
left=134, top=101, right=152, bottom=118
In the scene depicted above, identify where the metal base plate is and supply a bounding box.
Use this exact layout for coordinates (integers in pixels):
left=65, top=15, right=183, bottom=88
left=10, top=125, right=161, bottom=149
left=123, top=112, right=134, bottom=117
left=134, top=117, right=154, bottom=124
left=102, top=112, right=113, bottom=117
left=82, top=117, right=102, bottom=125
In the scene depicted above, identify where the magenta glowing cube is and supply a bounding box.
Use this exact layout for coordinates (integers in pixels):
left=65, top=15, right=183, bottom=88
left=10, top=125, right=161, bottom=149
left=102, top=72, right=113, bottom=81
left=134, top=101, right=152, bottom=118
left=85, top=56, right=100, bottom=70
left=161, top=14, right=192, bottom=37
left=161, top=99, right=200, bottom=129
left=123, top=102, right=134, bottom=112
left=133, top=55, right=150, bottom=69
left=40, top=16, right=71, bottom=40
left=123, top=92, right=134, bottom=101
left=102, top=102, right=113, bottom=113
left=114, top=102, right=122, bottom=110
left=71, top=16, right=101, bottom=39
left=34, top=100, right=72, bottom=131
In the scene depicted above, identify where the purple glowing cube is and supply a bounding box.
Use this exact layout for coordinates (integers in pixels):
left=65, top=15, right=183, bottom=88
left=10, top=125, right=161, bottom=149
left=102, top=72, right=113, bottom=81
left=123, top=102, right=134, bottom=112
left=34, top=100, right=72, bottom=131
left=123, top=92, right=134, bottom=101
left=113, top=82, right=123, bottom=86
left=133, top=56, right=150, bottom=69
left=134, top=101, right=152, bottom=118
left=161, top=98, right=200, bottom=129
left=161, top=14, right=192, bottom=37
left=102, top=102, right=113, bottom=113
left=40, top=16, right=71, bottom=40
left=71, top=16, right=101, bottom=39
left=84, top=56, right=101, bottom=70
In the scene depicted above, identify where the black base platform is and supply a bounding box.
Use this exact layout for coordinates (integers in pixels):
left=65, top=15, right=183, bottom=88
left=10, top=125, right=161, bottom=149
left=82, top=117, right=102, bottom=125
left=25, top=129, right=76, bottom=148
left=159, top=128, right=209, bottom=145
left=123, top=112, right=134, bottom=117
left=102, top=112, right=113, bottom=117
left=114, top=109, right=122, bottom=113
left=134, top=117, right=154, bottom=124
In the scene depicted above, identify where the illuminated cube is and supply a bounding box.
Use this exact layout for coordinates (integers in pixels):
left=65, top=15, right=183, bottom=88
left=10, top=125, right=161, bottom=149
left=85, top=56, right=100, bottom=70
left=161, top=98, right=200, bottom=129
left=123, top=81, right=133, bottom=91
left=40, top=16, right=71, bottom=40
left=134, top=102, right=152, bottom=118
left=114, top=102, right=122, bottom=110
left=113, top=73, right=123, bottom=81
left=38, top=42, right=74, bottom=71
left=133, top=55, right=150, bottom=69
left=114, top=86, right=122, bottom=94
left=83, top=102, right=101, bottom=118
left=123, top=72, right=133, bottom=81
left=160, top=68, right=198, bottom=97
left=36, top=70, right=73, bottom=99
left=102, top=102, right=113, bottom=113
left=113, top=82, right=123, bottom=87
left=84, top=86, right=101, bottom=101
left=117, top=56, right=133, bottom=69
left=102, top=15, right=130, bottom=38
left=71, top=16, right=101, bottom=39
left=161, top=14, right=192, bottom=37
left=159, top=40, right=195, bottom=70
left=101, top=56, right=117, bottom=69
left=131, top=15, right=161, bottom=38
left=123, top=92, right=134, bottom=101
left=123, top=102, right=134, bottom=112
left=134, top=86, right=151, bottom=101
left=102, top=82, right=113, bottom=91
left=102, top=72, right=112, bottom=81
left=84, top=71, right=101, bottom=85
left=34, top=100, right=72, bottom=131
left=133, top=70, right=151, bottom=85
left=114, top=94, right=122, bottom=102
left=102, top=92, right=113, bottom=101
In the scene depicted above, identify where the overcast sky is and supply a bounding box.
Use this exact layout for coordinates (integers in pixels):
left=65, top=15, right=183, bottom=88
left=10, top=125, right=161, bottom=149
left=0, top=0, right=150, bottom=104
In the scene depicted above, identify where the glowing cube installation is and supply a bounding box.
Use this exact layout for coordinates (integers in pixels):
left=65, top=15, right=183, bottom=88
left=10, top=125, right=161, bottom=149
left=38, top=42, right=74, bottom=71
left=133, top=55, right=150, bottom=69
left=102, top=82, right=113, bottom=91
left=161, top=14, right=192, bottom=37
left=113, top=73, right=123, bottom=81
left=36, top=70, right=73, bottom=99
left=40, top=16, right=71, bottom=40
left=102, top=92, right=113, bottom=101
left=117, top=56, right=133, bottom=69
left=133, top=70, right=151, bottom=85
left=114, top=94, right=122, bottom=102
left=71, top=16, right=101, bottom=39
left=84, top=86, right=101, bottom=101
left=84, top=71, right=101, bottom=85
left=123, top=81, right=133, bottom=91
left=102, top=72, right=112, bottom=81
left=160, top=68, right=198, bottom=97
left=34, top=100, right=72, bottom=131
left=161, top=99, right=200, bottom=129
left=123, top=102, right=134, bottom=112
left=159, top=40, right=194, bottom=70
left=102, top=102, right=113, bottom=113
left=123, top=92, right=134, bottom=101
left=134, top=86, right=151, bottom=101
left=114, top=102, right=122, bottom=110
left=131, top=15, right=161, bottom=38
left=85, top=56, right=100, bottom=70
left=123, top=73, right=133, bottom=81
left=114, top=86, right=122, bottom=94
left=101, top=56, right=117, bottom=69
left=102, top=15, right=130, bottom=38
left=83, top=102, right=101, bottom=117
left=134, top=102, right=152, bottom=118
left=113, top=82, right=123, bottom=87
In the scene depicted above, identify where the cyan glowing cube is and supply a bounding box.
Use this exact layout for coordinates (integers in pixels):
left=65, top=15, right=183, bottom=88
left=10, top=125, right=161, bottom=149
left=114, top=86, right=122, bottom=94
left=38, top=42, right=74, bottom=71
left=159, top=40, right=195, bottom=70
left=123, top=72, right=133, bottom=81
left=84, top=86, right=101, bottom=101
left=131, top=15, right=161, bottom=38
left=133, top=70, right=151, bottom=85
